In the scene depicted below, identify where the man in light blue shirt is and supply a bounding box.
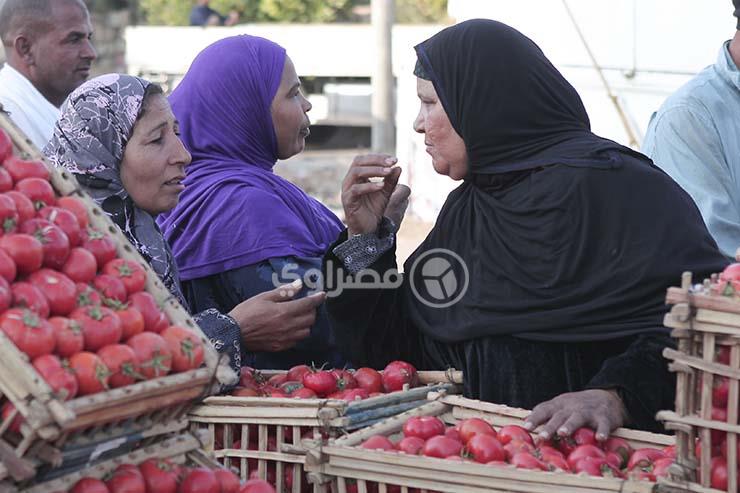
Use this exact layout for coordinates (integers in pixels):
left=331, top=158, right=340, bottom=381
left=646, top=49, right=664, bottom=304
left=643, top=1, right=740, bottom=259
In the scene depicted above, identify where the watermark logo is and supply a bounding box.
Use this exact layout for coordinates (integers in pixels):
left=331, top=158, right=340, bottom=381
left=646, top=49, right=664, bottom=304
left=408, top=248, right=469, bottom=308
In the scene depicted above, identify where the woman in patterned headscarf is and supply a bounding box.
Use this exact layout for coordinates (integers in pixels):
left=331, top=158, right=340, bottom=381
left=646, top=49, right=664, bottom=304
left=44, top=73, right=327, bottom=383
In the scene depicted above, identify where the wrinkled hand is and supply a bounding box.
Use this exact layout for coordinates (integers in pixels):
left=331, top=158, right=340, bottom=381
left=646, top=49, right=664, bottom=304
left=385, top=184, right=411, bottom=230
left=229, top=280, right=324, bottom=353
left=523, top=389, right=628, bottom=442
left=342, top=154, right=402, bottom=236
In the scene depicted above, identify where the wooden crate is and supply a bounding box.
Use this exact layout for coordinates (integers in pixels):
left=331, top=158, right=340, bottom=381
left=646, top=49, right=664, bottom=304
left=306, top=394, right=674, bottom=493
left=14, top=429, right=217, bottom=493
left=0, top=109, right=233, bottom=481
left=657, top=272, right=740, bottom=493
left=188, top=371, right=463, bottom=493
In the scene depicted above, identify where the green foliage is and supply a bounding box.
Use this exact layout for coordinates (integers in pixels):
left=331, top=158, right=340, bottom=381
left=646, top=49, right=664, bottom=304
left=138, top=0, right=190, bottom=25
left=395, top=0, right=448, bottom=23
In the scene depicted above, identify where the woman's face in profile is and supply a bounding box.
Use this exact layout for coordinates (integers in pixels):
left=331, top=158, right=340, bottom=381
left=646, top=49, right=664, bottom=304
left=413, top=78, right=468, bottom=180
left=271, top=56, right=312, bottom=160
left=120, top=93, right=192, bottom=215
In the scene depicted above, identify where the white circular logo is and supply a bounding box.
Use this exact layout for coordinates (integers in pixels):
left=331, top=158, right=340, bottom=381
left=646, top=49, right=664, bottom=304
left=409, top=248, right=469, bottom=308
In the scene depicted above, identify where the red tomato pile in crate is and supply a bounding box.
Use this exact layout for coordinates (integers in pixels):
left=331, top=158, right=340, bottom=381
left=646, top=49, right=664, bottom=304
left=60, top=459, right=274, bottom=493
left=0, top=129, right=205, bottom=427
left=233, top=361, right=418, bottom=401
left=360, top=416, right=675, bottom=484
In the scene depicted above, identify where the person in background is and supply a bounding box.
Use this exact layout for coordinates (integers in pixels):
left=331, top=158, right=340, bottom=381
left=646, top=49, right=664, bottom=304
left=45, top=74, right=327, bottom=385
left=158, top=36, right=372, bottom=369
left=190, top=0, right=239, bottom=27
left=0, top=0, right=96, bottom=150
left=643, top=0, right=740, bottom=259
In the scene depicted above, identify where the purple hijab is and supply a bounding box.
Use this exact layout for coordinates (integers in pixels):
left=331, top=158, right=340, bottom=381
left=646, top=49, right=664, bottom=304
left=158, top=35, right=343, bottom=281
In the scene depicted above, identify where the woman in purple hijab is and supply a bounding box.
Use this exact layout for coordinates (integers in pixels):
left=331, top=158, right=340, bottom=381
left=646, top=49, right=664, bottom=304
left=158, top=35, right=346, bottom=369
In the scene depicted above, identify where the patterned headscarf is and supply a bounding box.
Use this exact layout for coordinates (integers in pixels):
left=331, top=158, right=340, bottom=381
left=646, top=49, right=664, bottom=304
left=44, top=74, right=187, bottom=307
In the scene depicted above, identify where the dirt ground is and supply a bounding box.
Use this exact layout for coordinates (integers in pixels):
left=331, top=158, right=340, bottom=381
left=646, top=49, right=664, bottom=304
left=274, top=149, right=434, bottom=269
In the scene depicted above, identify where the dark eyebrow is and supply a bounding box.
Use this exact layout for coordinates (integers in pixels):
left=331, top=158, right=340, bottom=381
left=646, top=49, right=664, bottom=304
left=144, top=121, right=168, bottom=136
left=289, top=82, right=301, bottom=93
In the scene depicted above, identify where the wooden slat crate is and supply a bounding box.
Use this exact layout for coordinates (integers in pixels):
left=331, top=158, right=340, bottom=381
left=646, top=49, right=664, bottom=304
left=657, top=272, right=740, bottom=493
left=0, top=110, right=233, bottom=482
left=188, top=370, right=463, bottom=493
left=305, top=394, right=674, bottom=493
left=14, top=429, right=216, bottom=493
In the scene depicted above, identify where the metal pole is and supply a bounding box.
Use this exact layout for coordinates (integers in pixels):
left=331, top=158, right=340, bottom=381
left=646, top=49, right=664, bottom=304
left=371, top=0, right=395, bottom=154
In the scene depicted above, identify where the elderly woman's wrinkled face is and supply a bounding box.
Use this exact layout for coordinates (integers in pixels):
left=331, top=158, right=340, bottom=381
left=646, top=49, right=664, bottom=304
left=120, top=94, right=192, bottom=215
left=271, top=56, right=312, bottom=160
left=413, top=78, right=468, bottom=180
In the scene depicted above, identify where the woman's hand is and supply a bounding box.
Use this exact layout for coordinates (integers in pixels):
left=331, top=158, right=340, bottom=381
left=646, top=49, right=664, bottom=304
left=386, top=184, right=411, bottom=230
left=523, top=389, right=629, bottom=441
left=342, top=154, right=402, bottom=236
left=228, top=280, right=324, bottom=352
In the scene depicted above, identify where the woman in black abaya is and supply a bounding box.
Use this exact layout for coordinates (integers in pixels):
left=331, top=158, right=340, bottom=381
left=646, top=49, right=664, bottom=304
left=324, top=19, right=728, bottom=437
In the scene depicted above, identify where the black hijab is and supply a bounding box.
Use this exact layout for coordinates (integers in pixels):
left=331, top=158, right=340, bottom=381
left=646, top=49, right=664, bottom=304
left=403, top=19, right=728, bottom=343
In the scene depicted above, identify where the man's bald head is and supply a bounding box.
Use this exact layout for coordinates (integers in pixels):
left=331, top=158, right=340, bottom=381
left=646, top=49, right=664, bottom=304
left=0, top=0, right=86, bottom=46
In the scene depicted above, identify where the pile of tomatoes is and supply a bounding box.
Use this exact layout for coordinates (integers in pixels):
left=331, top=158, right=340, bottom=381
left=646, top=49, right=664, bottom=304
left=59, top=459, right=275, bottom=493
left=232, top=361, right=419, bottom=401
left=0, top=129, right=205, bottom=430
left=360, top=417, right=675, bottom=483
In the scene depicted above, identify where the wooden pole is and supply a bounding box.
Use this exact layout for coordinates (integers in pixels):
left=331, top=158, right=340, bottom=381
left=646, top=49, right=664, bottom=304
left=371, top=0, right=395, bottom=154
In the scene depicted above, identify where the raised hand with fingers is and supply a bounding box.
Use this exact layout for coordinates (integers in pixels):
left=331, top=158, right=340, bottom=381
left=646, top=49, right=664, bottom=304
left=342, top=154, right=402, bottom=236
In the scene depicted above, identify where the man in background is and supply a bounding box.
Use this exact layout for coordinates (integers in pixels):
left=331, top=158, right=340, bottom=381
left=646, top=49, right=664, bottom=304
left=190, top=0, right=239, bottom=27
left=0, top=0, right=96, bottom=150
left=643, top=1, right=740, bottom=259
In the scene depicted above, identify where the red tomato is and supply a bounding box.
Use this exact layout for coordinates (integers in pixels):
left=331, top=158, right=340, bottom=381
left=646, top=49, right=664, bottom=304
left=50, top=316, right=84, bottom=357
left=69, top=478, right=109, bottom=493
left=292, top=387, right=318, bottom=399
left=466, top=434, right=505, bottom=463
left=333, top=368, right=358, bottom=390
left=12, top=281, right=50, bottom=317
left=601, top=436, right=633, bottom=469
left=72, top=305, right=122, bottom=351
left=115, top=305, right=145, bottom=340
left=361, top=435, right=396, bottom=451
left=712, top=406, right=729, bottom=448
left=0, top=276, right=9, bottom=312
left=422, top=436, right=464, bottom=459
left=128, top=291, right=168, bottom=333
left=62, top=247, right=98, bottom=283
left=504, top=439, right=536, bottom=461
left=76, top=282, right=102, bottom=308
left=496, top=425, right=533, bottom=446
left=103, top=259, right=147, bottom=295
left=458, top=418, right=496, bottom=444
left=127, top=332, right=172, bottom=379
left=302, top=369, right=338, bottom=397
left=510, top=452, right=547, bottom=470
left=551, top=427, right=596, bottom=457
left=20, top=219, right=70, bottom=269
left=82, top=228, right=117, bottom=267
left=626, top=448, right=666, bottom=471
left=29, top=269, right=77, bottom=316
left=403, top=416, right=446, bottom=440
left=711, top=456, right=730, bottom=490
left=69, top=351, right=110, bottom=395
left=240, top=479, right=277, bottom=493
left=161, top=325, right=204, bottom=372
left=0, top=247, right=16, bottom=282
left=57, top=196, right=89, bottom=229
left=0, top=233, right=43, bottom=274
left=98, top=344, right=141, bottom=388
left=567, top=444, right=606, bottom=470
left=105, top=464, right=146, bottom=493
left=15, top=177, right=54, bottom=209
left=213, top=468, right=241, bottom=493
left=0, top=129, right=11, bottom=162
left=239, top=366, right=264, bottom=389
left=396, top=436, right=426, bottom=455
left=539, top=450, right=570, bottom=471
left=382, top=360, right=418, bottom=392
left=0, top=194, right=18, bottom=234
left=32, top=354, right=78, bottom=400
left=6, top=190, right=34, bottom=223
left=179, top=467, right=219, bottom=493
left=287, top=364, right=311, bottom=382
left=232, top=387, right=260, bottom=397
left=353, top=367, right=383, bottom=393
left=268, top=373, right=288, bottom=387
left=652, top=457, right=674, bottom=479
left=0, top=168, right=11, bottom=193
left=0, top=308, right=55, bottom=358
left=713, top=376, right=729, bottom=408
left=4, top=156, right=50, bottom=182
left=662, top=444, right=677, bottom=459
left=93, top=274, right=127, bottom=303
left=279, top=380, right=303, bottom=395
left=445, top=427, right=463, bottom=442
left=574, top=456, right=623, bottom=478
left=267, top=388, right=288, bottom=398
left=341, top=388, right=370, bottom=401
left=38, top=206, right=81, bottom=246
left=138, top=458, right=178, bottom=493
